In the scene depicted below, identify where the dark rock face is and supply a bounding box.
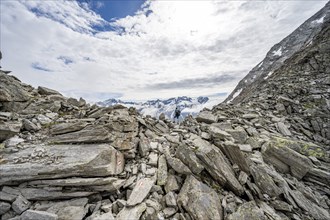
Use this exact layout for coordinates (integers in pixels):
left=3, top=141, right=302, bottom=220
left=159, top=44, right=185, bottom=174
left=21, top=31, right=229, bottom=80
left=0, top=4, right=330, bottom=220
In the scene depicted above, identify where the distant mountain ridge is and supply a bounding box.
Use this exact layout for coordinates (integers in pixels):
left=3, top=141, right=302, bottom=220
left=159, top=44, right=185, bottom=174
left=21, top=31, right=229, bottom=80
left=97, top=96, right=221, bottom=120
left=224, top=2, right=330, bottom=104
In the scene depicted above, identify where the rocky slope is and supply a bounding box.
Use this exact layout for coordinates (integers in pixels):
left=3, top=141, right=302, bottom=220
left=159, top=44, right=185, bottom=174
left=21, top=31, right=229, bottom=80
left=225, top=2, right=330, bottom=104
left=1, top=6, right=330, bottom=220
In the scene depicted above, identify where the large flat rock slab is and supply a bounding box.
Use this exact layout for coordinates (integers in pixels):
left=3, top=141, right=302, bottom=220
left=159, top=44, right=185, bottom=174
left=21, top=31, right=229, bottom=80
left=0, top=144, right=124, bottom=184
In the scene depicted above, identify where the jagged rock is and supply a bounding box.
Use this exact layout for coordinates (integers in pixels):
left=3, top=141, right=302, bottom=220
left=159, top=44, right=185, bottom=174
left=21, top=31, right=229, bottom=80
left=190, top=134, right=244, bottom=195
left=262, top=137, right=313, bottom=179
left=165, top=152, right=192, bottom=175
left=220, top=141, right=250, bottom=174
left=0, top=72, right=31, bottom=102
left=127, top=178, right=154, bottom=206
left=148, top=152, right=158, bottom=166
left=12, top=195, right=31, bottom=214
left=175, top=144, right=204, bottom=175
left=162, top=207, right=177, bottom=218
left=195, top=111, right=218, bottom=124
left=157, top=154, right=168, bottom=186
left=0, top=121, right=22, bottom=141
left=50, top=121, right=88, bottom=135
left=177, top=175, right=223, bottom=220
left=0, top=201, right=11, bottom=215
left=257, top=201, right=283, bottom=220
left=40, top=198, right=88, bottom=220
left=290, top=190, right=330, bottom=220
left=165, top=192, right=177, bottom=207
left=49, top=125, right=111, bottom=144
left=0, top=144, right=124, bottom=184
left=276, top=122, right=292, bottom=136
left=139, top=137, right=150, bottom=157
left=0, top=187, right=20, bottom=202
left=19, top=188, right=94, bottom=201
left=38, top=86, right=61, bottom=96
left=225, top=127, right=248, bottom=144
left=250, top=164, right=282, bottom=198
left=22, top=119, right=40, bottom=132
left=227, top=201, right=267, bottom=220
left=21, top=210, right=58, bottom=220
left=27, top=177, right=125, bottom=192
left=270, top=200, right=292, bottom=212
left=165, top=175, right=180, bottom=193
left=208, top=125, right=232, bottom=141
left=4, top=135, right=24, bottom=148
left=116, top=202, right=147, bottom=220
left=242, top=113, right=259, bottom=120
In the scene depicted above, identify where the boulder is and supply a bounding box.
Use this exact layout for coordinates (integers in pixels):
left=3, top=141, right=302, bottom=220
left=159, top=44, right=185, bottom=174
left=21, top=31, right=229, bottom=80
left=116, top=202, right=146, bottom=220
left=227, top=201, right=267, bottom=220
left=262, top=137, right=314, bottom=179
left=157, top=154, right=168, bottom=186
left=37, top=86, right=61, bottom=96
left=0, top=201, right=11, bottom=215
left=196, top=111, right=218, bottom=124
left=0, top=121, right=22, bottom=142
left=49, top=125, right=111, bottom=144
left=21, top=210, right=58, bottom=220
left=177, top=175, right=223, bottom=220
left=50, top=121, right=88, bottom=135
left=175, top=144, right=204, bottom=175
left=127, top=178, right=154, bottom=206
left=23, top=119, right=40, bottom=132
left=225, top=128, right=248, bottom=144
left=0, top=72, right=31, bottom=102
left=12, top=195, right=31, bottom=214
left=190, top=134, right=244, bottom=195
left=0, top=144, right=124, bottom=184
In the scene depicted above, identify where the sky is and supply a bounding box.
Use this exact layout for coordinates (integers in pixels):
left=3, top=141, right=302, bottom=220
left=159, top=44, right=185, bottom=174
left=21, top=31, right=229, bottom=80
left=0, top=0, right=327, bottom=102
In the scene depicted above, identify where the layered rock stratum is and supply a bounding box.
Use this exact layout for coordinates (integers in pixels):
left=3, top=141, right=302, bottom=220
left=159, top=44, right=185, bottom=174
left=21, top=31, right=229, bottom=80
left=0, top=4, right=329, bottom=220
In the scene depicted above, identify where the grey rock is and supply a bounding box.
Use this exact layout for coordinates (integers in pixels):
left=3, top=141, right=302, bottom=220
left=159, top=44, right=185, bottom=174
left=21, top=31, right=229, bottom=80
left=50, top=121, right=88, bottom=135
left=238, top=171, right=249, bottom=185
left=165, top=175, right=180, bottom=193
left=0, top=144, right=124, bottom=184
left=0, top=192, right=18, bottom=203
left=1, top=209, right=16, bottom=220
left=177, top=175, right=223, bottom=220
left=21, top=210, right=58, bottom=220
left=44, top=198, right=88, bottom=220
left=157, top=154, right=168, bottom=186
left=20, top=188, right=94, bottom=201
left=28, top=177, right=125, bottom=192
left=290, top=190, right=330, bottom=220
left=49, top=125, right=111, bottom=144
left=276, top=122, right=292, bottom=136
left=250, top=164, right=282, bottom=198
left=195, top=111, right=218, bottom=124
left=36, top=114, right=52, bottom=125
left=163, top=207, right=177, bottom=218
left=139, top=137, right=150, bottom=157
left=227, top=201, right=266, bottom=220
left=38, top=86, right=61, bottom=96
left=209, top=126, right=232, bottom=141
left=242, top=113, right=259, bottom=120
left=127, top=178, right=154, bottom=206
left=238, top=144, right=252, bottom=152
left=262, top=137, right=313, bottom=179
left=175, top=144, right=204, bottom=175
left=0, top=201, right=11, bottom=215
left=0, top=72, right=31, bottom=102
left=270, top=200, right=292, bottom=212
left=117, top=202, right=146, bottom=220
left=0, top=121, right=22, bottom=142
left=165, top=192, right=177, bottom=207
left=12, top=195, right=31, bottom=214
left=190, top=134, right=243, bottom=195
left=23, top=119, right=40, bottom=132
left=148, top=152, right=158, bottom=167
left=220, top=141, right=250, bottom=174
left=145, top=207, right=157, bottom=220
left=225, top=128, right=248, bottom=144
left=165, top=153, right=192, bottom=175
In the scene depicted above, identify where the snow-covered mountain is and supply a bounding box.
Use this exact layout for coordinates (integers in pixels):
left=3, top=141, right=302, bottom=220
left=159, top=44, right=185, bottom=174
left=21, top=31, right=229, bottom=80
left=97, top=96, right=223, bottom=120
left=224, top=2, right=330, bottom=104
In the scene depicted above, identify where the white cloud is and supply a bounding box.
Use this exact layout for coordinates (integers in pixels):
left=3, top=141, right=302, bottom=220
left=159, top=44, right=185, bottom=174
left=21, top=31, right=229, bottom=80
left=0, top=0, right=327, bottom=102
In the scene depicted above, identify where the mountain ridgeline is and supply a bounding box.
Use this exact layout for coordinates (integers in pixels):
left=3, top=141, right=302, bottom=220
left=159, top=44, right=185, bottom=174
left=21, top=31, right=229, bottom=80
left=97, top=96, right=215, bottom=120
left=0, top=3, right=329, bottom=220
